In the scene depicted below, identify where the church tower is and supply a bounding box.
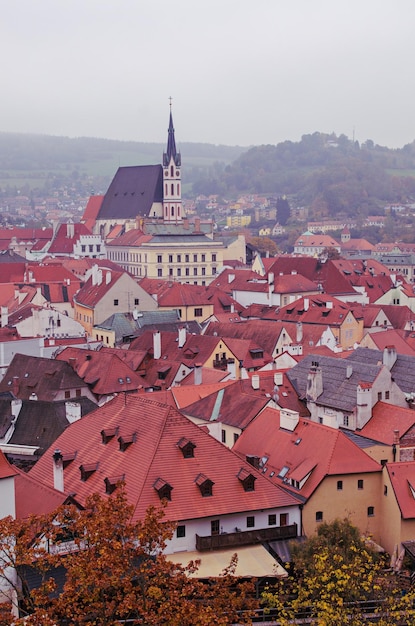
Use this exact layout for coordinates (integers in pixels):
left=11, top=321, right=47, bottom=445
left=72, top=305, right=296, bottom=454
left=162, top=102, right=182, bottom=223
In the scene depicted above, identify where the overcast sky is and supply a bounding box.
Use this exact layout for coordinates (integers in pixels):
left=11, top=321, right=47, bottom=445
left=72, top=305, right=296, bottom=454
left=1, top=0, right=414, bottom=149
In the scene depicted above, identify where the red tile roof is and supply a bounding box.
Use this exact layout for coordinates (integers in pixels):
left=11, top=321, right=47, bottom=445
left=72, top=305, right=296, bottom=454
left=28, top=394, right=300, bottom=522
left=81, top=195, right=104, bottom=230
left=15, top=469, right=68, bottom=519
left=233, top=409, right=380, bottom=500
left=387, top=462, right=415, bottom=519
left=0, top=450, right=18, bottom=479
left=359, top=402, right=415, bottom=445
left=48, top=223, right=93, bottom=254
left=139, top=278, right=211, bottom=307
left=56, top=347, right=147, bottom=395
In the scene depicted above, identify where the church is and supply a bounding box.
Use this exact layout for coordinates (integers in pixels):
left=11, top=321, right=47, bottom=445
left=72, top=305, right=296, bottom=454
left=92, top=107, right=185, bottom=237
left=83, top=107, right=246, bottom=285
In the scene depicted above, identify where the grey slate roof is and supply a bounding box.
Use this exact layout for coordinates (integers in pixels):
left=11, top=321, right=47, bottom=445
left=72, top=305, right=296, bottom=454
left=8, top=397, right=97, bottom=453
left=97, top=165, right=163, bottom=219
left=286, top=353, right=383, bottom=412
left=346, top=347, right=415, bottom=395
left=97, top=310, right=201, bottom=344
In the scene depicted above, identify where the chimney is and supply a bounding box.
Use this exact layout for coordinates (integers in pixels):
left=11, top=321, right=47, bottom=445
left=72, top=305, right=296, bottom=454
left=227, top=358, right=236, bottom=380
left=65, top=401, right=82, bottom=424
left=194, top=217, right=201, bottom=233
left=194, top=363, right=202, bottom=386
left=280, top=408, right=299, bottom=431
left=326, top=301, right=333, bottom=309
left=153, top=331, right=161, bottom=360
left=178, top=326, right=186, bottom=348
left=1, top=306, right=8, bottom=328
left=53, top=449, right=64, bottom=492
left=11, top=398, right=22, bottom=419
left=66, top=222, right=74, bottom=238
left=228, top=273, right=235, bottom=284
left=268, top=272, right=274, bottom=285
left=304, top=298, right=309, bottom=312
left=251, top=374, right=260, bottom=390
left=383, top=346, right=397, bottom=370
left=356, top=382, right=372, bottom=429
left=346, top=365, right=353, bottom=379
left=274, top=372, right=283, bottom=386
left=91, top=264, right=99, bottom=286
left=306, top=361, right=323, bottom=402
left=393, top=429, right=400, bottom=462
left=106, top=271, right=111, bottom=285
left=12, top=376, right=19, bottom=397
left=296, top=321, right=303, bottom=343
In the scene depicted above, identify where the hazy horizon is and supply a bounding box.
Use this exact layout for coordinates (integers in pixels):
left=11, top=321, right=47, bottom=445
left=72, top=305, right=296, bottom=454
left=2, top=1, right=415, bottom=150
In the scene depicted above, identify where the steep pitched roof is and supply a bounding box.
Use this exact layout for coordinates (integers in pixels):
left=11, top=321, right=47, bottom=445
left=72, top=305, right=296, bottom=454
left=276, top=295, right=361, bottom=328
left=386, top=462, right=415, bottom=519
left=28, top=394, right=300, bottom=522
left=359, top=402, right=415, bottom=444
left=55, top=347, right=147, bottom=395
left=203, top=320, right=292, bottom=357
left=0, top=449, right=18, bottom=479
left=139, top=278, right=211, bottom=307
left=5, top=397, right=97, bottom=463
left=73, top=268, right=125, bottom=308
left=48, top=223, right=94, bottom=254
left=183, top=380, right=272, bottom=430
left=0, top=354, right=89, bottom=401
left=81, top=195, right=104, bottom=230
left=362, top=329, right=415, bottom=356
left=15, top=468, right=69, bottom=519
left=287, top=353, right=383, bottom=412
left=233, top=409, right=380, bottom=500
left=347, top=347, right=415, bottom=396
left=97, top=165, right=163, bottom=219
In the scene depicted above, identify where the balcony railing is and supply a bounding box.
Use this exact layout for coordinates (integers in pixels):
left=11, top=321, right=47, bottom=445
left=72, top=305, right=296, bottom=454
left=195, top=523, right=297, bottom=551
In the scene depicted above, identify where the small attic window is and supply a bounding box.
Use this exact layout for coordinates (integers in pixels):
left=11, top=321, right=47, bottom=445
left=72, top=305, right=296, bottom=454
left=177, top=437, right=196, bottom=458
left=278, top=466, right=289, bottom=479
left=237, top=468, right=256, bottom=492
left=80, top=462, right=98, bottom=481
left=118, top=433, right=136, bottom=452
left=62, top=452, right=77, bottom=468
left=153, top=478, right=173, bottom=501
left=104, top=475, right=125, bottom=495
left=101, top=427, right=119, bottom=445
left=250, top=349, right=263, bottom=359
left=195, top=473, right=214, bottom=497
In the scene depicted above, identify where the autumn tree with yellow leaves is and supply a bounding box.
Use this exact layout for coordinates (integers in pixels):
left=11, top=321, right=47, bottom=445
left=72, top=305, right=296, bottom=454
left=263, top=518, right=415, bottom=625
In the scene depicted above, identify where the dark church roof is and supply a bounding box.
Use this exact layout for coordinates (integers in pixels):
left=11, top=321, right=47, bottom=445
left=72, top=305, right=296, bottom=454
left=97, top=164, right=163, bottom=220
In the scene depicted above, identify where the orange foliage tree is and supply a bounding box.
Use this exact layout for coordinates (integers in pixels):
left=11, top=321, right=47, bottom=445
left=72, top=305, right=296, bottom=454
left=0, top=487, right=257, bottom=625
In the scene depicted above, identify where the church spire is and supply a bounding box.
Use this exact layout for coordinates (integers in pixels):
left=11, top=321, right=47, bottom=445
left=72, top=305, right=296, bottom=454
left=163, top=98, right=181, bottom=167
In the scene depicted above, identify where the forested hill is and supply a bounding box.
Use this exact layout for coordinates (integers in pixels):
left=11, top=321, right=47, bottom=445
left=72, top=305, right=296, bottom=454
left=192, top=133, right=415, bottom=216
left=2, top=131, right=415, bottom=215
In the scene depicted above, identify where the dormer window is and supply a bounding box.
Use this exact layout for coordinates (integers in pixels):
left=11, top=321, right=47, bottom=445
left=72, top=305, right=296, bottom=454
left=237, top=468, right=256, bottom=492
left=101, top=427, right=119, bottom=445
left=104, top=475, right=124, bottom=495
left=80, top=462, right=98, bottom=481
left=62, top=452, right=76, bottom=468
left=249, top=349, right=263, bottom=359
left=177, top=437, right=196, bottom=458
left=153, top=478, right=173, bottom=501
left=195, top=473, right=214, bottom=497
left=118, top=433, right=136, bottom=452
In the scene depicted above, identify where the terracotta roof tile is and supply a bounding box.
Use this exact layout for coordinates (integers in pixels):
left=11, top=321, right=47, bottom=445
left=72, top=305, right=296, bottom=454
left=233, top=409, right=380, bottom=500
left=28, top=394, right=300, bottom=522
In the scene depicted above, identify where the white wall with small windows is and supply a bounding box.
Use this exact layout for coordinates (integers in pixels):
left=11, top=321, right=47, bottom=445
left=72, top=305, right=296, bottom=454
left=165, top=505, right=301, bottom=554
